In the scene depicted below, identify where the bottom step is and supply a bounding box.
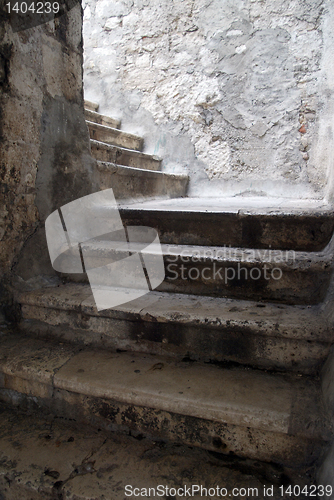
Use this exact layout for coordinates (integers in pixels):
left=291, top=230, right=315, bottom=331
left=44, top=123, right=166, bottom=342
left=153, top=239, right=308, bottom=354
left=0, top=402, right=309, bottom=500
left=0, top=333, right=330, bottom=469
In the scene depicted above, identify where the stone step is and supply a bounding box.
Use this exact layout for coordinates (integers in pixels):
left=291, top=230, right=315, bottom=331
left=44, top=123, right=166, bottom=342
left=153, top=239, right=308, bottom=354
left=118, top=197, right=334, bottom=251
left=160, top=244, right=332, bottom=305
left=16, top=283, right=332, bottom=374
left=90, top=139, right=162, bottom=171
left=84, top=99, right=99, bottom=112
left=0, top=403, right=288, bottom=500
left=87, top=121, right=143, bottom=151
left=95, top=161, right=188, bottom=201
left=84, top=108, right=121, bottom=129
left=0, top=333, right=330, bottom=468
left=66, top=239, right=333, bottom=305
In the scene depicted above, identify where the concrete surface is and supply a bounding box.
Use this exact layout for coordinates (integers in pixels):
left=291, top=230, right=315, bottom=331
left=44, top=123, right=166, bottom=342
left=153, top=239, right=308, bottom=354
left=0, top=403, right=310, bottom=500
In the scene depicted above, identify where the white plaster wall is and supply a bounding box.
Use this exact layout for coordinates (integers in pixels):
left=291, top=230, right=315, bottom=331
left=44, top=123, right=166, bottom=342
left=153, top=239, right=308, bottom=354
left=83, top=0, right=334, bottom=200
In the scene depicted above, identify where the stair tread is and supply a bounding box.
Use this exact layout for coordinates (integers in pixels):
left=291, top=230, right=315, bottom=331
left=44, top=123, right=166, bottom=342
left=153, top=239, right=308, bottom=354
left=85, top=108, right=121, bottom=129
left=87, top=121, right=142, bottom=141
left=119, top=196, right=334, bottom=216
left=96, top=161, right=188, bottom=179
left=62, top=237, right=332, bottom=306
left=16, top=283, right=330, bottom=341
left=91, top=139, right=162, bottom=161
left=87, top=121, right=143, bottom=151
left=95, top=161, right=188, bottom=202
left=91, top=140, right=162, bottom=171
left=118, top=198, right=334, bottom=251
left=79, top=238, right=333, bottom=268
left=84, top=99, right=99, bottom=112
left=0, top=332, right=327, bottom=439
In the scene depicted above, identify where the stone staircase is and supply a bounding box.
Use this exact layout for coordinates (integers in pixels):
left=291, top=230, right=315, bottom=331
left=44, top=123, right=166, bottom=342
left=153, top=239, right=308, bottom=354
left=84, top=100, right=189, bottom=202
left=2, top=102, right=334, bottom=486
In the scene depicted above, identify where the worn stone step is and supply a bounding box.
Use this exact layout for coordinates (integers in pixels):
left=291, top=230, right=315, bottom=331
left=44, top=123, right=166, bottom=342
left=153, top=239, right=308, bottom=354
left=16, top=283, right=332, bottom=374
left=0, top=403, right=287, bottom=500
left=84, top=108, right=121, bottom=129
left=90, top=139, right=162, bottom=171
left=118, top=197, right=334, bottom=251
left=160, top=244, right=332, bottom=305
left=95, top=161, right=188, bottom=201
left=87, top=121, right=143, bottom=151
left=84, top=99, right=99, bottom=112
left=0, top=333, right=330, bottom=468
left=68, top=240, right=333, bottom=305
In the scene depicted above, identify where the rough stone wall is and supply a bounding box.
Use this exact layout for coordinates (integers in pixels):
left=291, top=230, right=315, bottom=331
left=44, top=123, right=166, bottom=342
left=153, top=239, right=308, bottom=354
left=0, top=4, right=96, bottom=309
left=83, top=0, right=334, bottom=200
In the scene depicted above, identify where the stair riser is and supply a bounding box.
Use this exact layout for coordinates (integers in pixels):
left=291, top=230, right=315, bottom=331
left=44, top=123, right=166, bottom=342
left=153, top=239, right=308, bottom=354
left=19, top=312, right=330, bottom=375
left=59, top=252, right=331, bottom=305
left=95, top=165, right=188, bottom=201
left=0, top=385, right=323, bottom=469
left=161, top=259, right=331, bottom=305
left=91, top=143, right=161, bottom=171
left=85, top=108, right=120, bottom=129
left=119, top=210, right=334, bottom=251
left=88, top=122, right=143, bottom=151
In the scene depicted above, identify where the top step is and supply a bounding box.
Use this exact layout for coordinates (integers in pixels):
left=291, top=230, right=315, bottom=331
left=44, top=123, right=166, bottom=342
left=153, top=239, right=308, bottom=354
left=84, top=100, right=99, bottom=112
